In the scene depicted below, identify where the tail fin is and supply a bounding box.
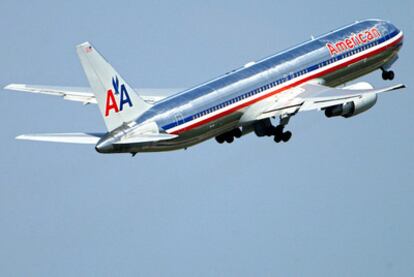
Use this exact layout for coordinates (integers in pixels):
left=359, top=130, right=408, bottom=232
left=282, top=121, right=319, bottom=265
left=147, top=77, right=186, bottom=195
left=76, top=42, right=150, bottom=131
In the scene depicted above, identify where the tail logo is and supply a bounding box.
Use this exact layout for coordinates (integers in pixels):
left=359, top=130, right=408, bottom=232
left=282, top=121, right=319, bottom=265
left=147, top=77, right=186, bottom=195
left=105, top=76, right=133, bottom=117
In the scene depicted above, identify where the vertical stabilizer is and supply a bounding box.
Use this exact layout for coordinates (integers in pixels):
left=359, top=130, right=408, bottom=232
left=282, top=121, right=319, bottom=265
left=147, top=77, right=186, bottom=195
left=76, top=42, right=150, bottom=131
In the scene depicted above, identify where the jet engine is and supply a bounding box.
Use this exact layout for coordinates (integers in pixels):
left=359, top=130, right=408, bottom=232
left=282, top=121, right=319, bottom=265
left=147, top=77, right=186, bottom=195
left=324, top=93, right=378, bottom=118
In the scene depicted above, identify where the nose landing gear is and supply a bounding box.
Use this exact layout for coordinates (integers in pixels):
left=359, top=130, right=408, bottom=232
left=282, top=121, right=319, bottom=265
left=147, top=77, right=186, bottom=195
left=381, top=67, right=395, bottom=80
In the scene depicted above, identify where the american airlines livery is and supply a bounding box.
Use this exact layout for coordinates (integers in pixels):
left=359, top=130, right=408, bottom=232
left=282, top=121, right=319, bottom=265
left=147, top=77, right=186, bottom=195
left=5, top=19, right=405, bottom=155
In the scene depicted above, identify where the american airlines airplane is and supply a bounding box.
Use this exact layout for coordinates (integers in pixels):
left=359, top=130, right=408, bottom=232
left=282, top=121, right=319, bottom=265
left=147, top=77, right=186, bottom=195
left=5, top=19, right=405, bottom=155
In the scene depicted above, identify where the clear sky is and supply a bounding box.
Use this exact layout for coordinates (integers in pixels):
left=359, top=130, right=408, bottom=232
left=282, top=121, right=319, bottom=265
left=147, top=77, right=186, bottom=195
left=1, top=0, right=413, bottom=276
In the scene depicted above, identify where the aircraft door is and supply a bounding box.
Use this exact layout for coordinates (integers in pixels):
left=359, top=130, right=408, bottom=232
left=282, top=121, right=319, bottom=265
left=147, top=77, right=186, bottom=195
left=174, top=112, right=185, bottom=127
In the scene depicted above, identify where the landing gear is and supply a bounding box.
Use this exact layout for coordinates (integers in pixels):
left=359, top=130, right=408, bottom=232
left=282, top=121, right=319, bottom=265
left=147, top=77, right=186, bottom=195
left=273, top=125, right=292, bottom=143
left=225, top=136, right=234, bottom=143
left=233, top=128, right=242, bottom=138
left=381, top=68, right=395, bottom=80
left=253, top=115, right=293, bottom=144
left=283, top=131, right=292, bottom=142
left=215, top=128, right=242, bottom=144
left=215, top=136, right=225, bottom=144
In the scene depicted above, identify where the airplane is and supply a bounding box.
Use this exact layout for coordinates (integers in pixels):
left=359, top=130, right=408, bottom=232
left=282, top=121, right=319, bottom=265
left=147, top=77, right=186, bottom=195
left=4, top=19, right=405, bottom=155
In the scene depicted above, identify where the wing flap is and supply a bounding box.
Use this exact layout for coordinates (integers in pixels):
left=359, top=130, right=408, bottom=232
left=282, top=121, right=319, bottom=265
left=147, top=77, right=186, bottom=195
left=16, top=132, right=105, bottom=144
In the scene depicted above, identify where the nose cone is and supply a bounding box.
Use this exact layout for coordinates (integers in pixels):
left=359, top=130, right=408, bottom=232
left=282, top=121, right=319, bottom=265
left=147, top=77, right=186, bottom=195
left=384, top=21, right=402, bottom=35
left=384, top=21, right=404, bottom=47
left=95, top=138, right=115, bottom=153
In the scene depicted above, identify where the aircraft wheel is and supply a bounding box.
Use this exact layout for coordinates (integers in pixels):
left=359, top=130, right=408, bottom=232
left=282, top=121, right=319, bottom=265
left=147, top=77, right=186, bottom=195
left=382, top=70, right=395, bottom=80
left=274, top=125, right=284, bottom=135
left=225, top=136, right=234, bottom=143
left=273, top=125, right=285, bottom=143
left=388, top=71, right=395, bottom=80
left=282, top=131, right=292, bottom=142
left=274, top=136, right=282, bottom=143
left=216, top=136, right=225, bottom=144
left=233, top=128, right=242, bottom=138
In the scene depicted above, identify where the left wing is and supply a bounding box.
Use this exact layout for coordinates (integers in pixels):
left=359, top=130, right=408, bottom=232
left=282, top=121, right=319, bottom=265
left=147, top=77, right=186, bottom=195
left=256, top=82, right=405, bottom=120
left=4, top=84, right=184, bottom=105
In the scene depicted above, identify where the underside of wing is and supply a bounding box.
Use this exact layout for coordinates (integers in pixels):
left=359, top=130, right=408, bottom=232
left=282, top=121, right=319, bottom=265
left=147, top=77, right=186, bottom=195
left=298, top=82, right=405, bottom=112
left=258, top=81, right=405, bottom=119
left=4, top=84, right=184, bottom=104
left=16, top=132, right=106, bottom=144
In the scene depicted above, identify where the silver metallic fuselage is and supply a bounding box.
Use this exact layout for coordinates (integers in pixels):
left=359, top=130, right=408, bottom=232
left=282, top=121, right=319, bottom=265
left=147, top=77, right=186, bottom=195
left=97, top=19, right=403, bottom=153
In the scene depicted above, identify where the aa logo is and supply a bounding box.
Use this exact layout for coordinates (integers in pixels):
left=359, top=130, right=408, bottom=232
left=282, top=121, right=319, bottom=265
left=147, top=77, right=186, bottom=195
left=105, top=76, right=133, bottom=117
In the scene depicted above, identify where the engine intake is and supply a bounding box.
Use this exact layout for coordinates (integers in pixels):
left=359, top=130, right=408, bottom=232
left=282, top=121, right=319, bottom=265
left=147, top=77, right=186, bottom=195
left=324, top=93, right=377, bottom=118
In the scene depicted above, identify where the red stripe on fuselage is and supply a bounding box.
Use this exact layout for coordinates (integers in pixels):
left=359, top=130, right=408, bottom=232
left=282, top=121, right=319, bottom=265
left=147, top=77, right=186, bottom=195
left=170, top=33, right=403, bottom=135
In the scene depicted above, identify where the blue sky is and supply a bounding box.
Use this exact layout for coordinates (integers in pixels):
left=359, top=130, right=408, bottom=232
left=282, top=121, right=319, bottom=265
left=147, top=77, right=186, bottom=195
left=1, top=0, right=413, bottom=276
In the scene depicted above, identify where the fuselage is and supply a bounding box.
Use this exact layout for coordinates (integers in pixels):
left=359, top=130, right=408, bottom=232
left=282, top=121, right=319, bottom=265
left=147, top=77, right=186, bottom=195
left=97, top=19, right=403, bottom=153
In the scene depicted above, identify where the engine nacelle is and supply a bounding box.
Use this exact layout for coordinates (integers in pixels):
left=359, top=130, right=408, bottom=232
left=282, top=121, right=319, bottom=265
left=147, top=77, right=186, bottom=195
left=324, top=93, right=377, bottom=118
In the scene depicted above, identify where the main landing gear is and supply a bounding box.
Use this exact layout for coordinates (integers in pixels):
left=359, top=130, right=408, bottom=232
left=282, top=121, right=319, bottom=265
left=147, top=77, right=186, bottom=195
left=253, top=116, right=293, bottom=143
left=273, top=125, right=292, bottom=143
left=215, top=128, right=242, bottom=144
left=272, top=115, right=292, bottom=143
left=381, top=67, right=395, bottom=80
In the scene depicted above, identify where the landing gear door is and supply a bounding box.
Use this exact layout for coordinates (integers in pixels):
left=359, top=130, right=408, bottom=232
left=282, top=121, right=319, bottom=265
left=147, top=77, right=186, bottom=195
left=174, top=112, right=184, bottom=128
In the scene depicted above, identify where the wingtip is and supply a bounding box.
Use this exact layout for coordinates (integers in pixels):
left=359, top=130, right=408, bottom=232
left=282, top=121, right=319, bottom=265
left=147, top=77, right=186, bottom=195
left=393, top=84, right=406, bottom=91
left=4, top=83, right=23, bottom=91
left=15, top=134, right=27, bottom=140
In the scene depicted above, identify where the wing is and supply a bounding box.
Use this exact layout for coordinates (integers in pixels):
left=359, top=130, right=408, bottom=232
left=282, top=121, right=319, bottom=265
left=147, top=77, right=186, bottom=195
left=298, top=82, right=405, bottom=112
left=256, top=82, right=405, bottom=120
left=4, top=84, right=184, bottom=104
left=16, top=133, right=106, bottom=144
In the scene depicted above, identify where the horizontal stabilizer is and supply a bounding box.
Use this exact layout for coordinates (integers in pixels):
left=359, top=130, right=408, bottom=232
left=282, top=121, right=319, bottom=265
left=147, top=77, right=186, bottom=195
left=4, top=83, right=183, bottom=104
left=16, top=133, right=105, bottom=144
left=4, top=83, right=96, bottom=104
